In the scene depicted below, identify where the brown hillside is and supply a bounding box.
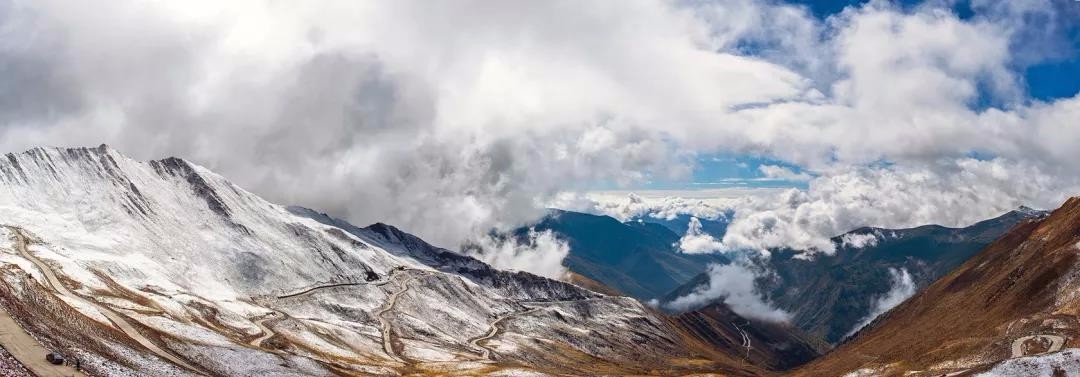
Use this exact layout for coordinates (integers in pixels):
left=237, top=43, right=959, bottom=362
left=793, top=197, right=1080, bottom=376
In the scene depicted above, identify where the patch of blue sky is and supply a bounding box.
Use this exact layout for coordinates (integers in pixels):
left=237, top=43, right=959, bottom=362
left=640, top=154, right=811, bottom=190
left=629, top=0, right=1079, bottom=191
left=783, top=0, right=1080, bottom=103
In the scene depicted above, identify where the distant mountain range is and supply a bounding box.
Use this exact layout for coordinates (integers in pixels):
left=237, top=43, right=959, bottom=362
left=661, top=207, right=1047, bottom=344
left=517, top=209, right=729, bottom=300
left=529, top=205, right=1046, bottom=347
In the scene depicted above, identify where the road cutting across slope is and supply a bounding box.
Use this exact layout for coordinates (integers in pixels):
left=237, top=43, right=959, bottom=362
left=1010, top=334, right=1065, bottom=358
left=277, top=268, right=400, bottom=299
left=0, top=304, right=87, bottom=377
left=466, top=297, right=609, bottom=360
left=467, top=307, right=542, bottom=360
left=732, top=321, right=751, bottom=359
left=277, top=282, right=367, bottom=299
left=7, top=227, right=204, bottom=375
left=250, top=312, right=279, bottom=348
left=376, top=270, right=423, bottom=363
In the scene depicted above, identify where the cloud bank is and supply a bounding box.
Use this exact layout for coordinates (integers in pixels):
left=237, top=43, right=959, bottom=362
left=465, top=229, right=570, bottom=280
left=679, top=217, right=728, bottom=254
left=0, top=0, right=1079, bottom=277
left=666, top=262, right=791, bottom=323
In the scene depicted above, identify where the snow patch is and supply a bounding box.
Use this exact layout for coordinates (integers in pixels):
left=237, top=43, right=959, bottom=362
left=977, top=349, right=1080, bottom=376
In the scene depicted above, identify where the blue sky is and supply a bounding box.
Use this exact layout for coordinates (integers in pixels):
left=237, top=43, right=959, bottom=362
left=643, top=0, right=1080, bottom=191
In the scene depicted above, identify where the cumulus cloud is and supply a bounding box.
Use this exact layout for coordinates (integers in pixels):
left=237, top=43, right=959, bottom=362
left=841, top=232, right=880, bottom=249
left=846, top=268, right=917, bottom=337
left=718, top=158, right=1079, bottom=256
left=666, top=262, right=791, bottom=323
left=583, top=191, right=741, bottom=222
left=0, top=0, right=1079, bottom=278
left=464, top=229, right=570, bottom=280
left=678, top=217, right=727, bottom=254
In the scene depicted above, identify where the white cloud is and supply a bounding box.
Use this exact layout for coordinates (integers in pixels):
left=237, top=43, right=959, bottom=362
left=465, top=229, right=569, bottom=280
left=758, top=165, right=812, bottom=181
left=666, top=262, right=791, bottom=323
left=678, top=217, right=727, bottom=254
left=846, top=268, right=917, bottom=337
left=718, top=158, right=1076, bottom=256
left=583, top=191, right=741, bottom=222
left=0, top=0, right=1077, bottom=278
left=841, top=232, right=880, bottom=249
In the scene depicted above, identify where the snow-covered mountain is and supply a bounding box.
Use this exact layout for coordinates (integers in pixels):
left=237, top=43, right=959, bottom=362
left=0, top=145, right=768, bottom=376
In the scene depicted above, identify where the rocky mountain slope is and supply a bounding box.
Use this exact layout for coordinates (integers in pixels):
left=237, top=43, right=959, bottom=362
left=0, top=145, right=820, bottom=376
left=664, top=208, right=1046, bottom=344
left=795, top=197, right=1080, bottom=376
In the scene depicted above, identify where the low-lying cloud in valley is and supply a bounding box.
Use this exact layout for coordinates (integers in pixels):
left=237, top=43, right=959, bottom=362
left=464, top=229, right=571, bottom=280
left=846, top=268, right=918, bottom=337
left=665, top=262, right=791, bottom=323
left=1, top=0, right=1080, bottom=283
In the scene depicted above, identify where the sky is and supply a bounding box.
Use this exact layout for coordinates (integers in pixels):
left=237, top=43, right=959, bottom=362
left=2, top=0, right=1080, bottom=288
left=681, top=0, right=1080, bottom=190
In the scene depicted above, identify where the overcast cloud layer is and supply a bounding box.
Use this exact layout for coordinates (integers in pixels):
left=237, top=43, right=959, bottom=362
left=2, top=0, right=1080, bottom=279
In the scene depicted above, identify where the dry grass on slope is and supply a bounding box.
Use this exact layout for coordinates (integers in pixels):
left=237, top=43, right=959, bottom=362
left=792, top=197, right=1080, bottom=377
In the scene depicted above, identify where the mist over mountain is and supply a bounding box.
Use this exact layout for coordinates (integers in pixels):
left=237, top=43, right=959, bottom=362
left=520, top=203, right=1046, bottom=349
left=509, top=210, right=729, bottom=300
left=1, top=0, right=1079, bottom=375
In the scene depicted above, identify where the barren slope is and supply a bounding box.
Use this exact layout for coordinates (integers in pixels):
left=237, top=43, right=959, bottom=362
left=795, top=197, right=1080, bottom=376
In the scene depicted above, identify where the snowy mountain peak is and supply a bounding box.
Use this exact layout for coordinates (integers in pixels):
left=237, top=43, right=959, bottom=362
left=0, top=146, right=735, bottom=376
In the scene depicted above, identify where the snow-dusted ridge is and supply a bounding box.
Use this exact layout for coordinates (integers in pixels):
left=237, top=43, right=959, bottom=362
left=0, top=146, right=714, bottom=376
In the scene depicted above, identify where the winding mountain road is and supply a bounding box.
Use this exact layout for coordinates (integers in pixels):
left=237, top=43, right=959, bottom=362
left=278, top=282, right=367, bottom=299
left=8, top=227, right=204, bottom=375
left=250, top=312, right=279, bottom=348
left=731, top=321, right=751, bottom=359
left=277, top=269, right=399, bottom=299
left=376, top=270, right=423, bottom=363
left=467, top=307, right=541, bottom=360
left=464, top=297, right=611, bottom=360
left=1010, top=334, right=1065, bottom=358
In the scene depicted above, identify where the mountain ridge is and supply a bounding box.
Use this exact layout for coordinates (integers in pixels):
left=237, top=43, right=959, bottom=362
left=0, top=145, right=806, bottom=376
left=659, top=206, right=1047, bottom=344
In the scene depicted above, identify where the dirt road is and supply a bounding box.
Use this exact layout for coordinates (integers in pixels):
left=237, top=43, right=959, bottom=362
left=250, top=313, right=278, bottom=348
left=376, top=270, right=421, bottom=363
left=1010, top=334, right=1065, bottom=358
left=467, top=307, right=541, bottom=360
left=8, top=227, right=204, bottom=375
left=277, top=268, right=400, bottom=299
left=0, top=304, right=87, bottom=377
